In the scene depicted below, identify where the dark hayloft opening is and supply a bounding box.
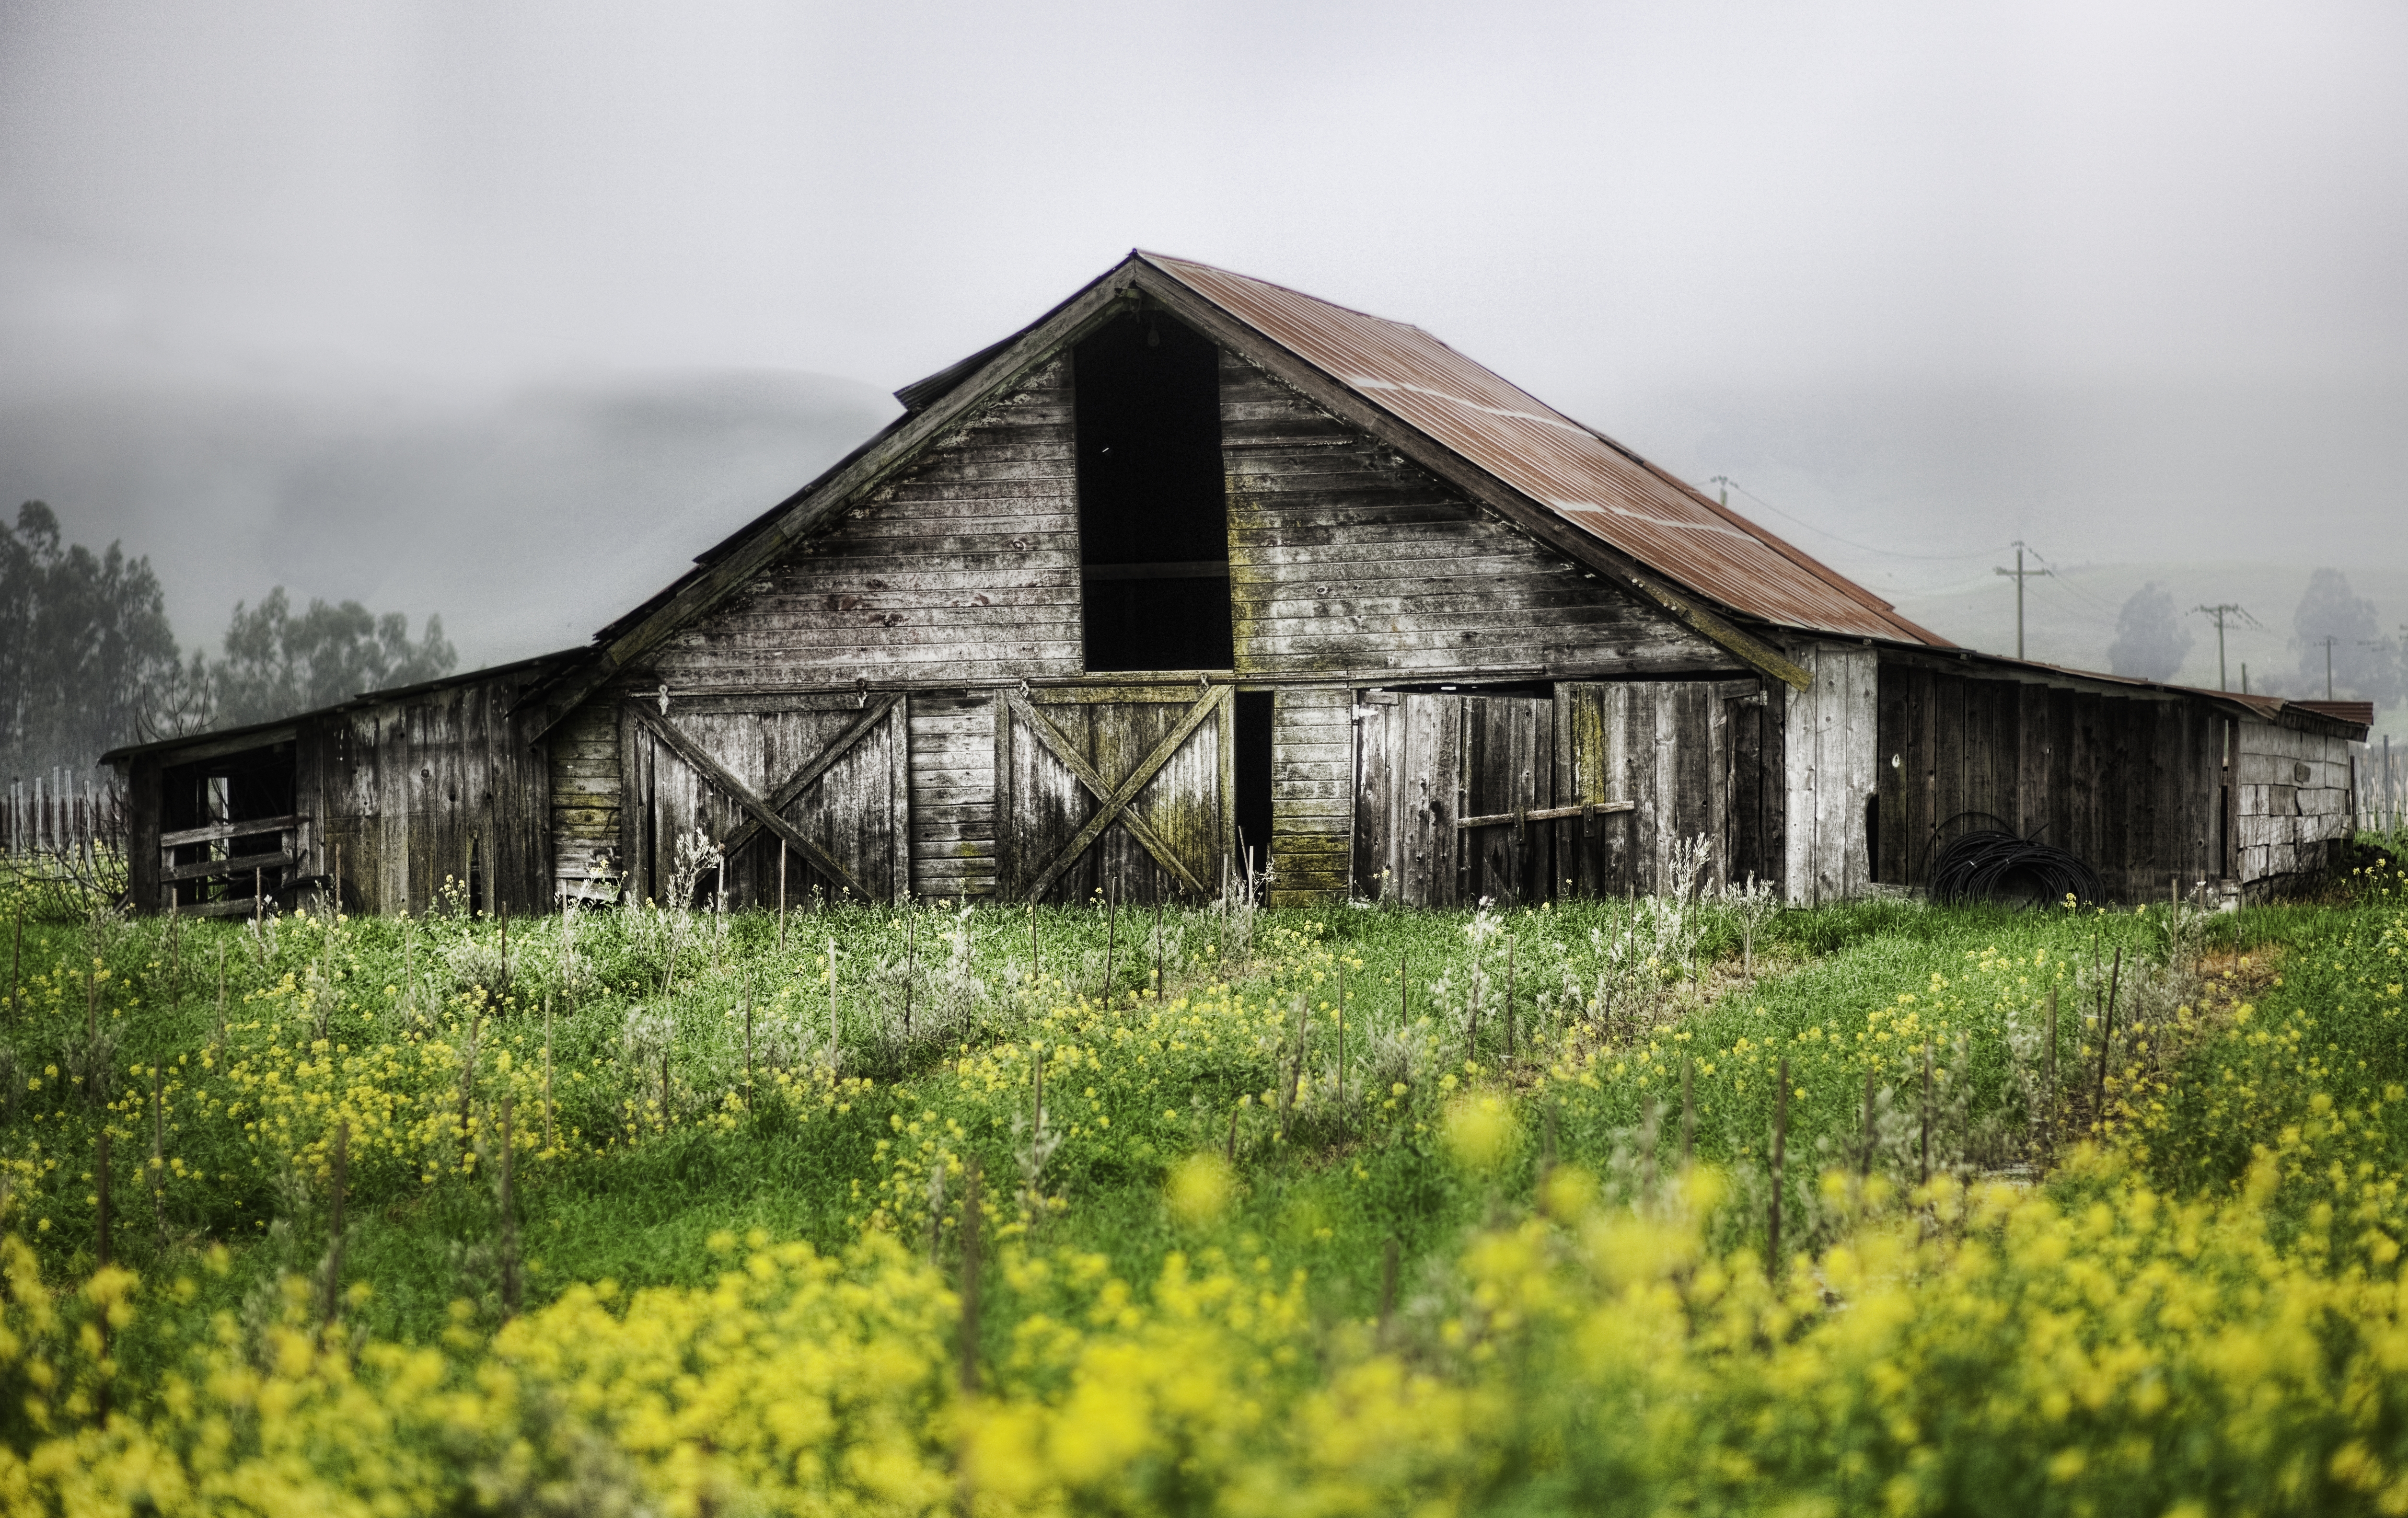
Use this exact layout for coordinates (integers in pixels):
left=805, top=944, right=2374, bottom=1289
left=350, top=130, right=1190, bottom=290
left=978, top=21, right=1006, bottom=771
left=1075, top=309, right=1232, bottom=671
left=1235, top=690, right=1274, bottom=884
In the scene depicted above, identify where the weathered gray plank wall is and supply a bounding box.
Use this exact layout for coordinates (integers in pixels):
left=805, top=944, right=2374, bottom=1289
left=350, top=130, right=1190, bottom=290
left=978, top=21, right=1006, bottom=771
left=1220, top=352, right=1730, bottom=679
left=1784, top=643, right=1879, bottom=906
left=1352, top=678, right=1780, bottom=908
left=1874, top=662, right=2227, bottom=900
left=643, top=357, right=1084, bottom=692
left=2233, top=719, right=2356, bottom=888
left=319, top=675, right=549, bottom=916
left=550, top=699, right=619, bottom=900
left=1269, top=686, right=1351, bottom=905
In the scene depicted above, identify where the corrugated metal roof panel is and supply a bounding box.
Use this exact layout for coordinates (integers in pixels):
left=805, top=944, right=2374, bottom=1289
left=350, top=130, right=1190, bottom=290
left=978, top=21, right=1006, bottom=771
left=1144, top=254, right=1945, bottom=646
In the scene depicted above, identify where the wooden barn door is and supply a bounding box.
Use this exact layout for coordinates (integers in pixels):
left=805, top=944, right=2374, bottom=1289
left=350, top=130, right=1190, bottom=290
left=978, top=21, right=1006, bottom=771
left=1000, top=684, right=1229, bottom=903
left=622, top=693, right=910, bottom=906
left=1354, top=690, right=1553, bottom=908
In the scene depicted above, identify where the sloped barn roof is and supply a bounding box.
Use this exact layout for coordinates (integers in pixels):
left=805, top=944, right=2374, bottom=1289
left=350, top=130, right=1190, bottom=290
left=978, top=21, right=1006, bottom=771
left=1142, top=255, right=1943, bottom=645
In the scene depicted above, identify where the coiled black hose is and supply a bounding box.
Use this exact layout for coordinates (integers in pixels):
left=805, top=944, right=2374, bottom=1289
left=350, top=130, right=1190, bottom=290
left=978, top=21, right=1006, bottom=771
left=1928, top=828, right=2105, bottom=908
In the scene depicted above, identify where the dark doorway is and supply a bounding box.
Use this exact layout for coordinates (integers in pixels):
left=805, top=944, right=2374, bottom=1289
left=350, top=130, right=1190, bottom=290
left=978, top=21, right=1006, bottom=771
left=1235, top=691, right=1274, bottom=887
left=1074, top=308, right=1233, bottom=671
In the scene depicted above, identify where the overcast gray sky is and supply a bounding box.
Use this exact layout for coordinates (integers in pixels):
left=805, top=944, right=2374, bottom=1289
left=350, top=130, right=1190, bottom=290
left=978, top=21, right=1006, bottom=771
left=3, top=0, right=2404, bottom=667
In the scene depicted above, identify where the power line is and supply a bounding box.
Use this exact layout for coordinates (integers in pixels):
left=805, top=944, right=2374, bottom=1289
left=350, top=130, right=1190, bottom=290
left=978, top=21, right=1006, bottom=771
left=1709, top=477, right=2011, bottom=564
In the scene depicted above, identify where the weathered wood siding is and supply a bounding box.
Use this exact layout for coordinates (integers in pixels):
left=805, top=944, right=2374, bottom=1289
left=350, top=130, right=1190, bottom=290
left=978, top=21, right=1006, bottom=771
left=550, top=698, right=620, bottom=899
left=910, top=692, right=998, bottom=902
left=2233, top=719, right=2356, bottom=887
left=644, top=357, right=1083, bottom=692
left=317, top=674, right=549, bottom=916
left=1557, top=678, right=1782, bottom=898
left=1351, top=677, right=1779, bottom=908
left=1221, top=353, right=1729, bottom=679
left=1874, top=661, right=2227, bottom=900
left=1002, top=685, right=1227, bottom=904
left=1784, top=643, right=1879, bottom=906
left=1271, top=686, right=1352, bottom=905
left=619, top=692, right=909, bottom=907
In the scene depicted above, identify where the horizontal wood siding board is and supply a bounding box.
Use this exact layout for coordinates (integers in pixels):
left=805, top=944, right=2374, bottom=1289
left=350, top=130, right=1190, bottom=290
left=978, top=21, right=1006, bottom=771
left=644, top=357, right=1084, bottom=691
left=1220, top=349, right=1730, bottom=681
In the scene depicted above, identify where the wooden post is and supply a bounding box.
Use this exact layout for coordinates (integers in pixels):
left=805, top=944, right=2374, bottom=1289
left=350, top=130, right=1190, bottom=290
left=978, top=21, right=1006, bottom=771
left=1680, top=1057, right=1695, bottom=1167
left=1504, top=936, right=1516, bottom=1059
left=1379, top=1237, right=1399, bottom=1327
left=1921, top=1040, right=1933, bottom=1186
left=324, top=1120, right=348, bottom=1331
left=332, top=840, right=342, bottom=916
left=1860, top=1067, right=1876, bottom=1181
left=1103, top=877, right=1118, bottom=1002
left=498, top=898, right=509, bottom=994
left=1769, top=1056, right=1789, bottom=1281
left=214, top=943, right=227, bottom=1052
left=743, top=977, right=754, bottom=1104
left=1399, top=950, right=1409, bottom=1027
left=958, top=1159, right=983, bottom=1394
left=151, top=1063, right=166, bottom=1249
left=2097, top=947, right=2123, bottom=1132
left=94, top=1127, right=111, bottom=1271
left=498, top=1097, right=519, bottom=1320
left=828, top=937, right=839, bottom=1065
left=927, top=1161, right=946, bottom=1268
left=2043, top=988, right=2058, bottom=1156
left=777, top=839, right=788, bottom=954
left=1153, top=888, right=1165, bottom=1000
left=544, top=996, right=557, bottom=1151
left=902, top=911, right=915, bottom=1041
left=1027, top=904, right=1036, bottom=991
left=7, top=893, right=21, bottom=1024
left=1468, top=952, right=1480, bottom=1064
left=1336, top=955, right=1346, bottom=1133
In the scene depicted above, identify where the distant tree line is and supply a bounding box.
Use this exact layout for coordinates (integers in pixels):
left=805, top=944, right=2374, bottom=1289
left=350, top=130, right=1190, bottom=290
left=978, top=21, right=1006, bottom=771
left=0, top=500, right=454, bottom=782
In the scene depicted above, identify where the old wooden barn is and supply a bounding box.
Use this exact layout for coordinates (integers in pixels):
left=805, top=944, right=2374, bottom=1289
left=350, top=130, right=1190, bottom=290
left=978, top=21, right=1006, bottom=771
left=107, top=253, right=2373, bottom=916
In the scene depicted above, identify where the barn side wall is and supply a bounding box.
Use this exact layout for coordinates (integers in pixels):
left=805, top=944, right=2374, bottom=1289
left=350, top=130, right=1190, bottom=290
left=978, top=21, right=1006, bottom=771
left=2234, top=719, right=2357, bottom=891
left=1872, top=657, right=2231, bottom=902
left=1784, top=642, right=1879, bottom=906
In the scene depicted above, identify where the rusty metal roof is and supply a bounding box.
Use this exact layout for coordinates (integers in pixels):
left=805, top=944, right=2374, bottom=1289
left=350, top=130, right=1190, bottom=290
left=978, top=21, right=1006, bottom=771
left=1142, top=253, right=1945, bottom=646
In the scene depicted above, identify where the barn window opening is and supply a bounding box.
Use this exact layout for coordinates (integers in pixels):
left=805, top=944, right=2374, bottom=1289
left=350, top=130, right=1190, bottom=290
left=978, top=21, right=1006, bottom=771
left=1235, top=691, right=1274, bottom=888
left=1075, top=307, right=1233, bottom=671
left=159, top=741, right=298, bottom=910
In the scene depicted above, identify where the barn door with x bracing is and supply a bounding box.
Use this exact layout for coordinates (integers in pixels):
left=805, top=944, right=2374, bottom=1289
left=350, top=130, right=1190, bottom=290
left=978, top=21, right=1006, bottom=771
left=1001, top=684, right=1230, bottom=903
left=621, top=692, right=910, bottom=906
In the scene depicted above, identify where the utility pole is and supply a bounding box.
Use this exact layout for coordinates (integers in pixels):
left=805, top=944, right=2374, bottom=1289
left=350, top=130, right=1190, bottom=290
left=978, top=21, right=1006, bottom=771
left=1709, top=474, right=1732, bottom=508
left=2191, top=604, right=2256, bottom=693
left=1994, top=543, right=2046, bottom=660
left=2318, top=635, right=2339, bottom=699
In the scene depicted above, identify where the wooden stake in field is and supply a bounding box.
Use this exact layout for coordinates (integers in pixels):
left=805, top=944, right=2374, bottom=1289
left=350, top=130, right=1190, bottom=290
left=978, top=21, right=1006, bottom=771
left=1769, top=1056, right=1790, bottom=1281
left=828, top=937, right=839, bottom=1066
left=498, top=898, right=509, bottom=994
left=1103, top=877, right=1119, bottom=1002
left=777, top=839, right=788, bottom=954
left=1399, top=950, right=1409, bottom=1027
left=1027, top=904, right=1037, bottom=990
left=324, top=1120, right=348, bottom=1333
left=213, top=943, right=228, bottom=1052
left=1504, top=936, right=1516, bottom=1059
left=95, top=1127, right=112, bottom=1271
left=498, top=1097, right=520, bottom=1320
left=543, top=995, right=558, bottom=1150
left=2097, top=946, right=2123, bottom=1133
left=1153, top=887, right=1165, bottom=1000
left=1920, top=1040, right=1934, bottom=1186
left=743, top=977, right=754, bottom=1104
left=150, top=1063, right=167, bottom=1249
left=902, top=910, right=916, bottom=1041
left=1680, top=1057, right=1696, bottom=1168
left=926, top=1161, right=946, bottom=1267
left=2043, top=988, right=2059, bottom=1155
left=1335, top=956, right=1346, bottom=1133
left=1379, top=1238, right=1400, bottom=1328
left=958, top=1158, right=983, bottom=1394
left=8, top=891, right=23, bottom=1024
left=1859, top=1068, right=1877, bottom=1182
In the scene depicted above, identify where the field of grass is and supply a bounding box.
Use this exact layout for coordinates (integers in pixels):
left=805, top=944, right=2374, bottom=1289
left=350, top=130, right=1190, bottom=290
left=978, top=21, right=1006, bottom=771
left=0, top=859, right=2404, bottom=1514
